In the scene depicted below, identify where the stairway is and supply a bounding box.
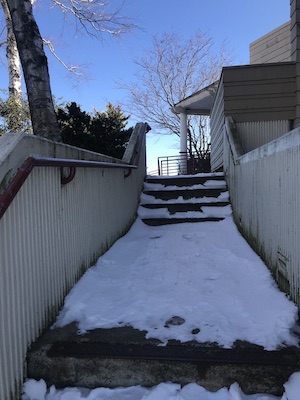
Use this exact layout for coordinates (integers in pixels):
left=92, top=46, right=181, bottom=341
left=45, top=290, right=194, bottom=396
left=25, top=173, right=300, bottom=396
left=139, top=173, right=231, bottom=226
left=27, top=323, right=300, bottom=395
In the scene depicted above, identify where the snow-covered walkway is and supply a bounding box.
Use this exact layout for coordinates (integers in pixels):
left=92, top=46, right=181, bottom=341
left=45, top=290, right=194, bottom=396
left=53, top=217, right=297, bottom=350
left=22, top=199, right=300, bottom=399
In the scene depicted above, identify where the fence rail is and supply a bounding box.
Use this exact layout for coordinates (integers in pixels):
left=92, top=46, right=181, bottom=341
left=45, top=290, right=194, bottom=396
left=157, top=151, right=211, bottom=176
left=0, top=123, right=147, bottom=400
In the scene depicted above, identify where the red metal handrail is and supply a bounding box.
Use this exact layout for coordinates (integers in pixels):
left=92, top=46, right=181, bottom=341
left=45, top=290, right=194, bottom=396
left=0, top=156, right=137, bottom=220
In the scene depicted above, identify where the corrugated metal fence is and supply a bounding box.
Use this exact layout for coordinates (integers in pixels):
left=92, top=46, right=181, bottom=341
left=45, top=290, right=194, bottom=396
left=0, top=123, right=147, bottom=400
left=224, top=118, right=300, bottom=307
left=236, top=120, right=291, bottom=153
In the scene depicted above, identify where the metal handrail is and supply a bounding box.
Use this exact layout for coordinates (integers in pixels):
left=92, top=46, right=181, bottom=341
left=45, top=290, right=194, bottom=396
left=157, top=151, right=211, bottom=176
left=0, top=156, right=137, bottom=220
left=0, top=121, right=151, bottom=220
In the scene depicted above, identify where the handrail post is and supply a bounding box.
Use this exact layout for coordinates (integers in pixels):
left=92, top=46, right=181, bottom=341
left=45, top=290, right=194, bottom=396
left=122, top=122, right=150, bottom=167
left=179, top=151, right=187, bottom=175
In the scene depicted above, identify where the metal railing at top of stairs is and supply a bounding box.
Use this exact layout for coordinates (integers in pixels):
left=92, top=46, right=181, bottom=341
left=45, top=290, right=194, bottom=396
left=157, top=151, right=211, bottom=176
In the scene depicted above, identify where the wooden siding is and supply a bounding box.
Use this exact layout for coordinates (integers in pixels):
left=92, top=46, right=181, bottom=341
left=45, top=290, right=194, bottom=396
left=250, top=22, right=291, bottom=64
left=210, top=62, right=295, bottom=170
left=222, top=62, right=296, bottom=123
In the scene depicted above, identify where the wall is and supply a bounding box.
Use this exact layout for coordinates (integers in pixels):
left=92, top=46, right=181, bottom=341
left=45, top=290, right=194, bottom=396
left=224, top=120, right=300, bottom=307
left=236, top=120, right=291, bottom=153
left=0, top=133, right=123, bottom=189
left=222, top=62, right=295, bottom=123
left=0, top=125, right=147, bottom=400
left=210, top=63, right=295, bottom=171
left=250, top=21, right=291, bottom=64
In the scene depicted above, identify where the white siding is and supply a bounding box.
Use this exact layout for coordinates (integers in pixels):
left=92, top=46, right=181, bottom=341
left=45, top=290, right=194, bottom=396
left=250, top=22, right=291, bottom=64
left=224, top=120, right=300, bottom=307
left=236, top=120, right=291, bottom=153
left=210, top=63, right=295, bottom=171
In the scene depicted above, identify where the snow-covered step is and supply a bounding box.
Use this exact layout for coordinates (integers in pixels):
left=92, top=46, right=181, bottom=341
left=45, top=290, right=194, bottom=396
left=146, top=172, right=226, bottom=187
left=138, top=205, right=232, bottom=225
left=140, top=173, right=231, bottom=225
left=25, top=175, right=300, bottom=395
left=143, top=176, right=228, bottom=201
left=27, top=323, right=300, bottom=394
left=143, top=187, right=228, bottom=201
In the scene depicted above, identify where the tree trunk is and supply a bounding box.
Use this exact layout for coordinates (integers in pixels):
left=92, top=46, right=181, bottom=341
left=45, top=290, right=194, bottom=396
left=5, top=0, right=61, bottom=141
left=1, top=0, right=23, bottom=131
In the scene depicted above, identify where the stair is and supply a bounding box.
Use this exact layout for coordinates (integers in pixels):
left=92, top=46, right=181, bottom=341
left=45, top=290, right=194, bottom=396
left=27, top=323, right=300, bottom=395
left=139, top=173, right=232, bottom=226
left=25, top=173, right=300, bottom=396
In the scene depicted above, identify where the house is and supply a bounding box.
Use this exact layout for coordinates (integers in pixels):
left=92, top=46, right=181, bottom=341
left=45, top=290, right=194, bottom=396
left=172, top=1, right=300, bottom=308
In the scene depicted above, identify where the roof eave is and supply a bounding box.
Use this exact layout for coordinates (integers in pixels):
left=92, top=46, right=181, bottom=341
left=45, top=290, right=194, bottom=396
left=172, top=80, right=219, bottom=115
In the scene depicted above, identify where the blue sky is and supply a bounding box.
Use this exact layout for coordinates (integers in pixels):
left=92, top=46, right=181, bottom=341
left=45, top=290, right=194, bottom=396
left=1, top=0, right=291, bottom=172
left=33, top=0, right=290, bottom=111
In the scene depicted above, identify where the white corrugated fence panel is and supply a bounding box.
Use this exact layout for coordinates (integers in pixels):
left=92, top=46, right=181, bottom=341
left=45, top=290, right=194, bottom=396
left=0, top=126, right=146, bottom=400
left=224, top=122, right=300, bottom=307
left=236, top=120, right=291, bottom=153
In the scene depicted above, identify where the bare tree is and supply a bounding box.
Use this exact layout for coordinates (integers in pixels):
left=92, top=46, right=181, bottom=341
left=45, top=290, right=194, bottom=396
left=0, top=0, right=135, bottom=138
left=6, top=0, right=61, bottom=140
left=40, top=0, right=136, bottom=76
left=50, top=0, right=134, bottom=38
left=122, top=31, right=231, bottom=155
left=0, top=0, right=23, bottom=132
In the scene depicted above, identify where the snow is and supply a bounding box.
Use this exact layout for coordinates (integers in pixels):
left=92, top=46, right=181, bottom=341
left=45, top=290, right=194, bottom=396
left=201, top=205, right=232, bottom=217
left=143, top=181, right=227, bottom=191
left=147, top=172, right=226, bottom=179
left=21, top=373, right=300, bottom=400
left=140, top=191, right=230, bottom=204
left=22, top=182, right=300, bottom=399
left=138, top=204, right=233, bottom=219
left=282, top=372, right=300, bottom=399
left=53, top=215, right=298, bottom=350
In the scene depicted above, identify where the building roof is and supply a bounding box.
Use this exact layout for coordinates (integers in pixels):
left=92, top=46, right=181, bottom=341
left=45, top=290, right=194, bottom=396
left=172, top=81, right=219, bottom=115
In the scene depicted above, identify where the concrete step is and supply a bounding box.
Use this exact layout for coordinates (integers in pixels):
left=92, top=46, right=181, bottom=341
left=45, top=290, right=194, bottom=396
left=25, top=175, right=299, bottom=395
left=140, top=202, right=231, bottom=213
left=27, top=323, right=300, bottom=395
left=140, top=216, right=225, bottom=225
left=146, top=173, right=226, bottom=187
left=141, top=174, right=230, bottom=225
left=143, top=188, right=227, bottom=201
left=139, top=203, right=231, bottom=223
